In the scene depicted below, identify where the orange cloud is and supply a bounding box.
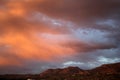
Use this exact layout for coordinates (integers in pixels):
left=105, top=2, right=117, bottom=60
left=0, top=0, right=75, bottom=64
left=0, top=30, right=75, bottom=63
left=6, top=1, right=26, bottom=17
left=0, top=56, right=22, bottom=66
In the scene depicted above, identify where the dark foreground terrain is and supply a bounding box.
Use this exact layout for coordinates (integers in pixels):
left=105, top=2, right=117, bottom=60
left=0, top=62, right=120, bottom=80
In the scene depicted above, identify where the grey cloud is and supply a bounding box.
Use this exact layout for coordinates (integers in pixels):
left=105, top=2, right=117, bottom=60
left=62, top=40, right=117, bottom=53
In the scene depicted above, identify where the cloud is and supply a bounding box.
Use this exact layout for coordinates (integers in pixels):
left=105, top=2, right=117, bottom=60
left=0, top=0, right=120, bottom=74
left=27, top=0, right=120, bottom=22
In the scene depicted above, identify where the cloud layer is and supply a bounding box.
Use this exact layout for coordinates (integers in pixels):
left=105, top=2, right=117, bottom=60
left=0, top=0, right=120, bottom=74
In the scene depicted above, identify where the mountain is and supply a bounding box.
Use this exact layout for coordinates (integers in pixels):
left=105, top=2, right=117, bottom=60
left=39, top=62, right=120, bottom=80
left=0, top=62, right=120, bottom=80
left=40, top=66, right=89, bottom=77
left=91, top=62, right=120, bottom=74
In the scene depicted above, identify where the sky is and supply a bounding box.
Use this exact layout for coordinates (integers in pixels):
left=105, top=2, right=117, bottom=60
left=0, top=0, right=120, bottom=74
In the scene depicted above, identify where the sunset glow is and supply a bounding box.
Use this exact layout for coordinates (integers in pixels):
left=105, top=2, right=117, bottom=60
left=0, top=0, right=120, bottom=74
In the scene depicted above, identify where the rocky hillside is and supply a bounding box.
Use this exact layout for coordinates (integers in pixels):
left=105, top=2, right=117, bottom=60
left=39, top=62, right=120, bottom=80
left=0, top=62, right=120, bottom=80
left=91, top=63, right=120, bottom=74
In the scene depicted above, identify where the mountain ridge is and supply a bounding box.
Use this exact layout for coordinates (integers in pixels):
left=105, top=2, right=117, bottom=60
left=0, top=62, right=120, bottom=80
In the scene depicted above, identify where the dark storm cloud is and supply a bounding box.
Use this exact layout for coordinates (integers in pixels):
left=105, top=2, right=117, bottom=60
left=1, top=0, right=120, bottom=31
left=22, top=0, right=120, bottom=38
left=30, top=0, right=120, bottom=22
left=62, top=40, right=117, bottom=53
